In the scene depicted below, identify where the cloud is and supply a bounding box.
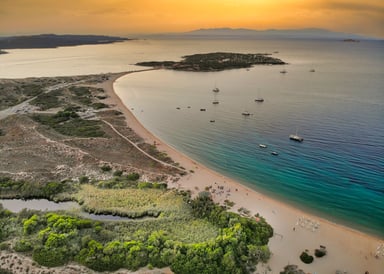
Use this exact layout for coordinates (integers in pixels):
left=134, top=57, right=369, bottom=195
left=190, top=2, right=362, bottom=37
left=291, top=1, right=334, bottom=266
left=318, top=1, right=384, bottom=13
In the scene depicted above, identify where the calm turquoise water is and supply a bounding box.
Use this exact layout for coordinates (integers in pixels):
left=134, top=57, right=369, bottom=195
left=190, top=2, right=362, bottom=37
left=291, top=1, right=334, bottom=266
left=114, top=40, right=384, bottom=237
left=1, top=38, right=383, bottom=237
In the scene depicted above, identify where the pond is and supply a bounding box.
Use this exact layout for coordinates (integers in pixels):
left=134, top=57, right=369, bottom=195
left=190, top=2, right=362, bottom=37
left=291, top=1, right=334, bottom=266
left=0, top=199, right=131, bottom=221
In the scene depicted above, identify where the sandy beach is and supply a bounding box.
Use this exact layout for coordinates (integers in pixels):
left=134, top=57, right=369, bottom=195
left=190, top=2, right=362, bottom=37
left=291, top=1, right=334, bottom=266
left=104, top=71, right=383, bottom=273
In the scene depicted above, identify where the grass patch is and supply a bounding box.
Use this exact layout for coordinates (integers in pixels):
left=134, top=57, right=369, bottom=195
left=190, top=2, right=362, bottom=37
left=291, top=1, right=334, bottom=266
left=75, top=184, right=189, bottom=219
left=32, top=110, right=106, bottom=138
left=69, top=86, right=92, bottom=106
left=30, top=89, right=63, bottom=110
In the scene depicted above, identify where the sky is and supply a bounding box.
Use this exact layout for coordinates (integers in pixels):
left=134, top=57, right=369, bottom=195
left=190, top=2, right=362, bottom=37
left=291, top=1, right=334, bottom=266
left=1, top=0, right=383, bottom=38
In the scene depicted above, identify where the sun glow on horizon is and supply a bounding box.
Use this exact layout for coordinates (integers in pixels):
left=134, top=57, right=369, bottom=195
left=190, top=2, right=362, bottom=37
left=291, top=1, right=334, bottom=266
left=0, top=0, right=383, bottom=38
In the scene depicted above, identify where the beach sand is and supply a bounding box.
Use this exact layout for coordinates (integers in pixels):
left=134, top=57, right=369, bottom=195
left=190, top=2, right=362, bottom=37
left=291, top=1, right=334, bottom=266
left=104, top=71, right=383, bottom=273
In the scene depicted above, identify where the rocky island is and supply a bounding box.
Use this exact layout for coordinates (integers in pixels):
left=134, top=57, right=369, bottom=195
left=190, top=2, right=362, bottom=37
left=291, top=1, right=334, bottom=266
left=136, top=52, right=286, bottom=71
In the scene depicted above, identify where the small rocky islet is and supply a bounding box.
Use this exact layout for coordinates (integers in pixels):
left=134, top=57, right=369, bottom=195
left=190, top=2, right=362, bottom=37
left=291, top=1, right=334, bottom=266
left=136, top=52, right=286, bottom=71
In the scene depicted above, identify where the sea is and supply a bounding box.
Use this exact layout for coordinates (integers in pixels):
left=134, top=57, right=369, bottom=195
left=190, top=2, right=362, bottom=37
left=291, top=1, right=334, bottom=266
left=1, top=38, right=383, bottom=237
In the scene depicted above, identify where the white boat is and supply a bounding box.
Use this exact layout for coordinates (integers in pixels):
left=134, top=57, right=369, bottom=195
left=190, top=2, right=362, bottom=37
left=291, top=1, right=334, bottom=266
left=289, top=134, right=303, bottom=142
left=271, top=151, right=279, bottom=156
left=255, top=90, right=264, bottom=102
left=259, top=144, right=267, bottom=148
left=289, top=129, right=304, bottom=142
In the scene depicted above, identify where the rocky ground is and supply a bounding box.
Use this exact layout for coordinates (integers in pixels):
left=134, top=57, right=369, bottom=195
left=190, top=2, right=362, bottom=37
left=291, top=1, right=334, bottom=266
left=0, top=73, right=181, bottom=184
left=0, top=73, right=181, bottom=274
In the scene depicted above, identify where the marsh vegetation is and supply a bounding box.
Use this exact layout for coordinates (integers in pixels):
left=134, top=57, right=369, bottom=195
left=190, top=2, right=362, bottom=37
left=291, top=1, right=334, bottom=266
left=0, top=176, right=273, bottom=273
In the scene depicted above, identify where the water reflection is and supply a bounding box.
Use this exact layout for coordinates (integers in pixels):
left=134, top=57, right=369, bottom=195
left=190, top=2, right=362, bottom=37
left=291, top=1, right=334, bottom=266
left=0, top=199, right=133, bottom=221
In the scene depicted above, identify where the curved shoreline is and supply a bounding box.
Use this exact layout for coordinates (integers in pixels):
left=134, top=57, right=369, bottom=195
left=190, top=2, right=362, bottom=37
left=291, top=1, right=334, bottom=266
left=107, top=71, right=382, bottom=273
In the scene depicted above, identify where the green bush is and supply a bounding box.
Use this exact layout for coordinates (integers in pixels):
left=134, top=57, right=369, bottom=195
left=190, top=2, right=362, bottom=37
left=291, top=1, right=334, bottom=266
left=79, top=176, right=89, bottom=184
left=126, top=172, right=140, bottom=181
left=32, top=112, right=105, bottom=138
left=14, top=239, right=33, bottom=252
left=315, top=248, right=327, bottom=258
left=113, top=170, right=123, bottom=177
left=101, top=165, right=112, bottom=172
left=92, top=102, right=109, bottom=109
left=32, top=246, right=69, bottom=267
left=299, top=251, right=314, bottom=264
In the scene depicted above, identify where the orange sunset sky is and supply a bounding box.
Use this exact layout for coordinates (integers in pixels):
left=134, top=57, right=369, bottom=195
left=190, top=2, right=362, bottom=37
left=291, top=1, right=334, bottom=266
left=1, top=0, right=383, bottom=38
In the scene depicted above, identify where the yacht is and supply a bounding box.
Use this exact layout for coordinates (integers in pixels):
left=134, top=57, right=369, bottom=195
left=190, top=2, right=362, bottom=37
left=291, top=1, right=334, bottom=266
left=289, top=134, right=304, bottom=142
left=241, top=111, right=251, bottom=116
left=259, top=144, right=267, bottom=148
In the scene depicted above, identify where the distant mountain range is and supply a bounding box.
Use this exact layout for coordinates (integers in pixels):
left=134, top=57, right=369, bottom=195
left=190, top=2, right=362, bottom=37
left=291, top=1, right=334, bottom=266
left=147, top=28, right=374, bottom=40
left=0, top=34, right=129, bottom=49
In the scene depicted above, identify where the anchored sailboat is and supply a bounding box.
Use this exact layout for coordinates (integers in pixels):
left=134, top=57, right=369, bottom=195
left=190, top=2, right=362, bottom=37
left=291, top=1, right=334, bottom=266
left=289, top=128, right=304, bottom=142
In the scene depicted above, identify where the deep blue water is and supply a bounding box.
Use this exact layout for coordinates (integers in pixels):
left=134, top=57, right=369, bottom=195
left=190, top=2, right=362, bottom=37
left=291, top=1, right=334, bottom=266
left=115, top=39, right=384, bottom=237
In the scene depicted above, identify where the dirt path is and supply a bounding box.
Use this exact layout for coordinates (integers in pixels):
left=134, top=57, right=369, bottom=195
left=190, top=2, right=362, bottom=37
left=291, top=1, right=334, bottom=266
left=101, top=119, right=185, bottom=172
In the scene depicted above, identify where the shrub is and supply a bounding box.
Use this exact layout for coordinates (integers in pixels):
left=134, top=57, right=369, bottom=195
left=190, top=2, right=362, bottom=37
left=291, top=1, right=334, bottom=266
left=92, top=102, right=109, bottom=109
left=101, top=165, right=112, bottom=172
left=113, top=170, right=123, bottom=177
left=14, top=239, right=33, bottom=252
left=32, top=246, right=69, bottom=267
left=299, top=251, right=314, bottom=264
left=126, top=172, right=140, bottom=181
left=79, top=176, right=89, bottom=184
left=0, top=242, right=10, bottom=250
left=315, top=248, right=327, bottom=258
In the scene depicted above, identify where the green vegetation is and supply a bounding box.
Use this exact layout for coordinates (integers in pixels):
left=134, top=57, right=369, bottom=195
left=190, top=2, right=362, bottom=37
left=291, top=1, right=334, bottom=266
left=30, top=89, right=63, bottom=110
left=137, top=52, right=286, bottom=72
left=0, top=176, right=273, bottom=273
left=75, top=184, right=186, bottom=218
left=315, top=247, right=327, bottom=258
left=0, top=81, right=46, bottom=110
left=91, top=102, right=109, bottom=109
left=300, top=251, right=314, bottom=264
left=0, top=177, right=72, bottom=200
left=100, top=165, right=112, bottom=172
left=280, top=265, right=306, bottom=274
left=69, top=86, right=92, bottom=106
left=32, top=110, right=106, bottom=138
left=113, top=170, right=123, bottom=177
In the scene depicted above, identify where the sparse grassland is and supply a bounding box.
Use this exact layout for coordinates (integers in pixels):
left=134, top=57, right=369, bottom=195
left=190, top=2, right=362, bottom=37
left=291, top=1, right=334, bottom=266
left=30, top=89, right=64, bottom=110
left=32, top=110, right=106, bottom=138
